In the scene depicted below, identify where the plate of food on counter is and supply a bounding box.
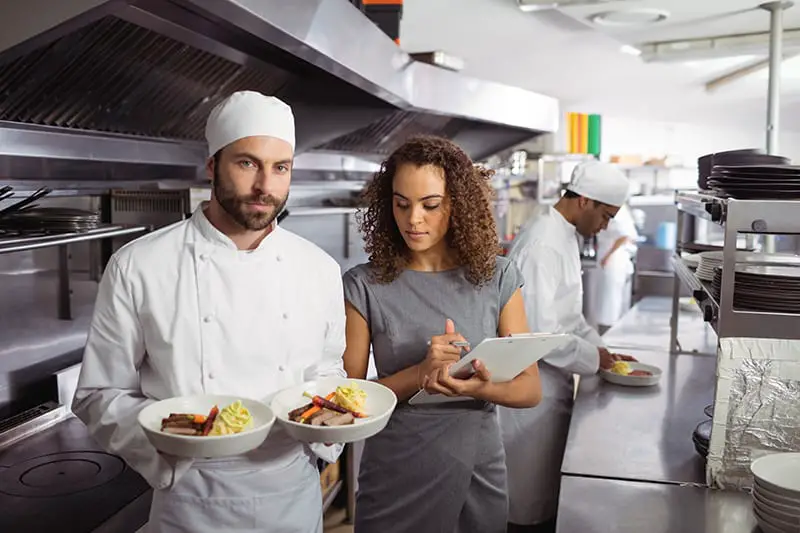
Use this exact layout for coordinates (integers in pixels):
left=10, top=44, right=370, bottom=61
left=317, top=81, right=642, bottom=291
left=270, top=378, right=397, bottom=443
left=138, top=395, right=275, bottom=458
left=599, top=360, right=662, bottom=387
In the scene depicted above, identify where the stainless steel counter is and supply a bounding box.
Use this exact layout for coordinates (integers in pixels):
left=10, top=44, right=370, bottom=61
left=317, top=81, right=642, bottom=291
left=561, top=349, right=715, bottom=485
left=562, top=298, right=717, bottom=485
left=602, top=296, right=715, bottom=354
left=557, top=297, right=759, bottom=532
left=557, top=477, right=757, bottom=533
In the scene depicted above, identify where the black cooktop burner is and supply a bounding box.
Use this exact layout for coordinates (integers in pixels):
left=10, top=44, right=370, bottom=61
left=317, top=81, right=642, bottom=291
left=0, top=451, right=125, bottom=498
left=0, top=417, right=150, bottom=533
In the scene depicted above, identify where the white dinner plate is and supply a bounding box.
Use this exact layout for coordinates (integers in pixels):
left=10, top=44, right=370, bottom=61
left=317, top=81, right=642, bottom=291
left=755, top=480, right=800, bottom=508
left=751, top=453, right=800, bottom=498
left=138, top=395, right=275, bottom=458
left=270, top=378, right=397, bottom=444
left=753, top=489, right=800, bottom=524
left=599, top=362, right=662, bottom=387
left=754, top=505, right=797, bottom=533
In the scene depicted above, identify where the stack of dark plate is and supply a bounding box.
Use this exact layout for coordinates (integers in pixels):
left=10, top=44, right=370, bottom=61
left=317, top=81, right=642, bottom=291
left=0, top=207, right=101, bottom=234
left=708, top=164, right=800, bottom=199
left=697, top=149, right=790, bottom=191
left=711, top=263, right=800, bottom=314
left=693, top=419, right=711, bottom=459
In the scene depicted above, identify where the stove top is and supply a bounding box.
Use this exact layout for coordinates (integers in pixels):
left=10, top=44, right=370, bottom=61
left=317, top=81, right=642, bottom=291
left=0, top=416, right=150, bottom=533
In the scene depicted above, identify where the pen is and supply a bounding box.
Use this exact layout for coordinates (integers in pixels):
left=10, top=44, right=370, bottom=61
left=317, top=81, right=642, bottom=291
left=426, top=340, right=470, bottom=347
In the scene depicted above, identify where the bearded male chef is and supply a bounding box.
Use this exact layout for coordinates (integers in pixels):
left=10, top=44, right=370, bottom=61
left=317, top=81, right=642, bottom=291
left=499, top=161, right=637, bottom=533
left=72, top=91, right=346, bottom=533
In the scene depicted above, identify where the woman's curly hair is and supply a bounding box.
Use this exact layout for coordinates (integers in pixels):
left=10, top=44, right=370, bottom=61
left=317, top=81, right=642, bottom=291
left=358, top=135, right=500, bottom=286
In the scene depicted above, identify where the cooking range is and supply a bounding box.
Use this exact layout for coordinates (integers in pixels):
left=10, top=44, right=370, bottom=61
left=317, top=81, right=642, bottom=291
left=0, top=416, right=150, bottom=533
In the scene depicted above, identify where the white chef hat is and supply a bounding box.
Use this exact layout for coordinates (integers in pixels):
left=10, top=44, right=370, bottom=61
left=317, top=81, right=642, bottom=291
left=566, top=160, right=630, bottom=207
left=204, top=91, right=295, bottom=157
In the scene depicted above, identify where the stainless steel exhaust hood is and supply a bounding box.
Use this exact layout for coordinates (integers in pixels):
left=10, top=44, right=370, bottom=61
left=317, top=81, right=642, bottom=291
left=0, top=0, right=559, bottom=180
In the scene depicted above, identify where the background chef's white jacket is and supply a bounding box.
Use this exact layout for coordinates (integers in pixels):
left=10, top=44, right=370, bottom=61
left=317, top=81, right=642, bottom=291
left=72, top=206, right=346, bottom=491
left=510, top=205, right=604, bottom=373
left=595, top=204, right=639, bottom=325
left=498, top=205, right=605, bottom=525
left=596, top=203, right=638, bottom=277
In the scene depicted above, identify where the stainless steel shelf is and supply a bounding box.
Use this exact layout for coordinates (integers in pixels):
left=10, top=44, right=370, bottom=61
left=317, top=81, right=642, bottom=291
left=674, top=191, right=720, bottom=222
left=671, top=190, right=800, bottom=349
left=675, top=190, right=800, bottom=233
left=671, top=256, right=702, bottom=293
left=287, top=207, right=358, bottom=217
left=671, top=254, right=800, bottom=340
left=0, top=225, right=149, bottom=255
left=0, top=224, right=149, bottom=320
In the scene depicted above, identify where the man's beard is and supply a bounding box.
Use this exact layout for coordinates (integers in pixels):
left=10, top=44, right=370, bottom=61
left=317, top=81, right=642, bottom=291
left=213, top=168, right=288, bottom=231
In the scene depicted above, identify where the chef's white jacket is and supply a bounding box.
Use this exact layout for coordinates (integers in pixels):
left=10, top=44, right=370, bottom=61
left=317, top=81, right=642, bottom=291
left=498, top=205, right=604, bottom=525
left=595, top=204, right=639, bottom=325
left=72, top=205, right=345, bottom=531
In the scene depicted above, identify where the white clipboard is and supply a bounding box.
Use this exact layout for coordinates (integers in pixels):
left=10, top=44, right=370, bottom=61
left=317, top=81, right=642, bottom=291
left=407, top=333, right=570, bottom=405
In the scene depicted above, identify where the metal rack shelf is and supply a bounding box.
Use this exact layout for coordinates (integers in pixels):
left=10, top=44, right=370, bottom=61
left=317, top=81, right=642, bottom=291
left=675, top=191, right=800, bottom=233
left=0, top=224, right=149, bottom=320
left=0, top=224, right=148, bottom=254
left=287, top=207, right=358, bottom=217
left=670, top=191, right=800, bottom=351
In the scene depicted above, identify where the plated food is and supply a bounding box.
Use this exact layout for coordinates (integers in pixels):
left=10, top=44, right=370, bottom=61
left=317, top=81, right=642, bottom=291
left=161, top=400, right=254, bottom=436
left=609, top=361, right=653, bottom=377
left=600, top=361, right=662, bottom=387
left=287, top=383, right=368, bottom=427
left=139, top=395, right=275, bottom=458
left=271, top=377, right=397, bottom=443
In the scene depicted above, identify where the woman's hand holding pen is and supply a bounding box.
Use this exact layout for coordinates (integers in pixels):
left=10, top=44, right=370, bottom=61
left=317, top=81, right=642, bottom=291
left=417, top=319, right=468, bottom=389
left=418, top=318, right=492, bottom=398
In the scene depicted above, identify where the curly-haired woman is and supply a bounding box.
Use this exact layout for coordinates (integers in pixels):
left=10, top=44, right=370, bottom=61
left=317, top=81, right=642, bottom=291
left=342, top=135, right=542, bottom=533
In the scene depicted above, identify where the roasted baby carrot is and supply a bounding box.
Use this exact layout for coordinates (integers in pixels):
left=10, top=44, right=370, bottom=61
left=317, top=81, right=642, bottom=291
left=201, top=405, right=219, bottom=436
left=299, top=392, right=335, bottom=422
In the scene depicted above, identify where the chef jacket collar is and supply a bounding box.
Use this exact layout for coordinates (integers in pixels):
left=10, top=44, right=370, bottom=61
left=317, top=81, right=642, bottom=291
left=550, top=205, right=579, bottom=240
left=191, top=202, right=280, bottom=258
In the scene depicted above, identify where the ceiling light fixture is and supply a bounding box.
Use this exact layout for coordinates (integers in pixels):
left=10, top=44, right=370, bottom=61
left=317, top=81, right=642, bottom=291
left=516, top=0, right=630, bottom=12
left=620, top=44, right=642, bottom=56
left=518, top=2, right=559, bottom=11
left=589, top=8, right=670, bottom=27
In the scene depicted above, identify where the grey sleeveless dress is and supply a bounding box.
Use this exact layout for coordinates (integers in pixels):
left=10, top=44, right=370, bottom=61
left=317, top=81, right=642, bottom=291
left=342, top=257, right=524, bottom=533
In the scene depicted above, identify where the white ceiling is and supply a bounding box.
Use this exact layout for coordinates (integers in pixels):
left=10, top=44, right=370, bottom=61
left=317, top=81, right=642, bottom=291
left=400, top=0, right=800, bottom=132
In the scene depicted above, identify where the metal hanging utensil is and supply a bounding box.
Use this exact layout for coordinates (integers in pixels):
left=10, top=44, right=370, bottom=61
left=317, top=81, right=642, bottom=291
left=0, top=187, right=52, bottom=217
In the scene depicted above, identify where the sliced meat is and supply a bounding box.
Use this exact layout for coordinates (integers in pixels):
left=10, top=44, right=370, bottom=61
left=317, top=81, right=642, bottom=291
left=161, top=419, right=197, bottom=429
left=323, top=413, right=355, bottom=427
left=310, top=410, right=338, bottom=426
left=162, top=427, right=200, bottom=436
left=629, top=370, right=652, bottom=377
left=288, top=403, right=314, bottom=420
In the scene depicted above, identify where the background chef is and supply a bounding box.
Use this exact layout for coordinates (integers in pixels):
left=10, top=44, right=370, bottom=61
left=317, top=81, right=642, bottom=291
left=498, top=160, right=637, bottom=533
left=594, top=199, right=640, bottom=334
left=72, top=91, right=346, bottom=533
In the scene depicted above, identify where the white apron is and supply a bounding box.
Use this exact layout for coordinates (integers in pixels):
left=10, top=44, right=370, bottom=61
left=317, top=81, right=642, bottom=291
left=73, top=206, right=346, bottom=533
left=148, top=432, right=323, bottom=533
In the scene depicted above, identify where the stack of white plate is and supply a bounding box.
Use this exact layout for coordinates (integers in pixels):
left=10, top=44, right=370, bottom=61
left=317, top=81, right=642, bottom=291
left=696, top=251, right=727, bottom=281
left=682, top=252, right=701, bottom=269
left=695, top=251, right=800, bottom=282
left=750, top=453, right=800, bottom=533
